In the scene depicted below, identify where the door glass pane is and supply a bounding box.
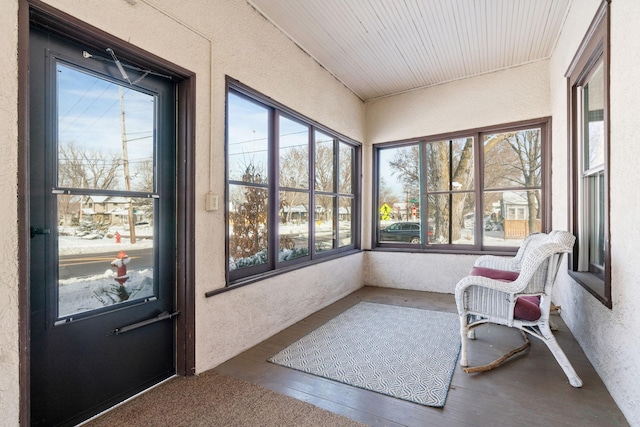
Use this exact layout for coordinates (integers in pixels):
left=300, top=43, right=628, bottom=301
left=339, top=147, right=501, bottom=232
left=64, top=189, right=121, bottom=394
left=279, top=190, right=309, bottom=262
left=57, top=63, right=155, bottom=192
left=228, top=183, right=269, bottom=271
left=228, top=92, right=269, bottom=183
left=58, top=195, right=155, bottom=318
left=279, top=116, right=309, bottom=189
left=315, top=194, right=335, bottom=252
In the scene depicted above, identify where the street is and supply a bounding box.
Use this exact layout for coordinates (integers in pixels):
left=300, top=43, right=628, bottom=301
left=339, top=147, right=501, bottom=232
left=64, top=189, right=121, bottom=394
left=58, top=247, right=154, bottom=280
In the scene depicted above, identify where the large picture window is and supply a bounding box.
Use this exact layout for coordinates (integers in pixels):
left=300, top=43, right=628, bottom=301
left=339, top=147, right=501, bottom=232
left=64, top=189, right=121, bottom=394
left=566, top=1, right=610, bottom=307
left=226, top=81, right=360, bottom=284
left=375, top=119, right=549, bottom=251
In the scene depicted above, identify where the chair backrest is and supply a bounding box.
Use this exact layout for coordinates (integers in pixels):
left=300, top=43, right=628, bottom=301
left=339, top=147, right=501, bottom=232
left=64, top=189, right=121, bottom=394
left=512, top=232, right=548, bottom=270
left=516, top=231, right=575, bottom=295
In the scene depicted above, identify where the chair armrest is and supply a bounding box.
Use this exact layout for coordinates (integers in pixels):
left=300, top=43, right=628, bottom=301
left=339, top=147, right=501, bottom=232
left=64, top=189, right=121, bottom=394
left=455, top=274, right=527, bottom=296
left=473, top=255, right=518, bottom=271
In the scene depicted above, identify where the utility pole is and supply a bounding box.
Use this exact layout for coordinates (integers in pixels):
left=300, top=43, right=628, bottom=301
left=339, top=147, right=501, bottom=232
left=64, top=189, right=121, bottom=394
left=119, top=86, right=136, bottom=244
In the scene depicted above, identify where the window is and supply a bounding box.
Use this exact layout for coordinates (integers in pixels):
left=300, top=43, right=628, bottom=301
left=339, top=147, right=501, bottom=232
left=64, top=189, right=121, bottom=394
left=226, top=81, right=360, bottom=284
left=375, top=119, right=549, bottom=251
left=566, top=1, right=610, bottom=307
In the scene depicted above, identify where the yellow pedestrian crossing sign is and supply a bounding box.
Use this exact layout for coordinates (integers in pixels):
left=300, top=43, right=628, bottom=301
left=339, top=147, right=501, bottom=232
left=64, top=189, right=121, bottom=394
left=380, top=203, right=392, bottom=220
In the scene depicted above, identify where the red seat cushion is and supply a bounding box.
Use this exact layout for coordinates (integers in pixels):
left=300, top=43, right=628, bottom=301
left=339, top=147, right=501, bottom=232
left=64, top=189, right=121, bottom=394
left=469, top=267, right=541, bottom=321
left=514, top=295, right=541, bottom=321
left=469, top=266, right=519, bottom=282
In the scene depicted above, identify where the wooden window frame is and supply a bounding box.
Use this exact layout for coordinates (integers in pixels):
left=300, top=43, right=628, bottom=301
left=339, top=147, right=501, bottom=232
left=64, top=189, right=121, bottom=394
left=372, top=117, right=551, bottom=254
left=214, top=78, right=361, bottom=293
left=565, top=0, right=611, bottom=308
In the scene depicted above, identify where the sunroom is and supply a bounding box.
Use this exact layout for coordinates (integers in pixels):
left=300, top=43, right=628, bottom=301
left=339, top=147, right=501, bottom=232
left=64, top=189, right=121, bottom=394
left=4, top=0, right=639, bottom=425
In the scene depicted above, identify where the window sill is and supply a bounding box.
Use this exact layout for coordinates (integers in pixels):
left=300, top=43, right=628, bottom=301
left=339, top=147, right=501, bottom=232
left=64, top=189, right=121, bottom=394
left=368, top=246, right=517, bottom=257
left=568, top=270, right=611, bottom=308
left=206, top=249, right=362, bottom=298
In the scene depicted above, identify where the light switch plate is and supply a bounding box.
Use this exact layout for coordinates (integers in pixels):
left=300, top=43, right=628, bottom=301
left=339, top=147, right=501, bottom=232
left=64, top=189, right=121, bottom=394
left=205, top=192, right=218, bottom=211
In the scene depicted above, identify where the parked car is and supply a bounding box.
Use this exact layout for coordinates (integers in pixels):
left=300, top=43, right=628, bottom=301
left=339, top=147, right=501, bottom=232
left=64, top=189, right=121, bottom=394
left=379, top=221, right=434, bottom=244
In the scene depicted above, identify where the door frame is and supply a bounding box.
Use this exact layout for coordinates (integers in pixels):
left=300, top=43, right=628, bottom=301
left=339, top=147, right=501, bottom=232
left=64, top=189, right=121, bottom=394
left=18, top=1, right=196, bottom=424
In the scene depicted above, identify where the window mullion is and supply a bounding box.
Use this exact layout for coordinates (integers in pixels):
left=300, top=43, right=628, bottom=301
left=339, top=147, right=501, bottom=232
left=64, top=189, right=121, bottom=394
left=269, top=108, right=278, bottom=270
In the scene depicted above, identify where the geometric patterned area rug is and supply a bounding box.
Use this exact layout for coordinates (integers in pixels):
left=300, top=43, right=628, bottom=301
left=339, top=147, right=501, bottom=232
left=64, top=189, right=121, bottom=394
left=268, top=302, right=461, bottom=407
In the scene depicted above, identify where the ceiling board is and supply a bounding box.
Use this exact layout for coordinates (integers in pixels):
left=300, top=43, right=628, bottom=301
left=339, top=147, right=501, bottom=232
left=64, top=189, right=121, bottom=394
left=247, top=0, right=571, bottom=101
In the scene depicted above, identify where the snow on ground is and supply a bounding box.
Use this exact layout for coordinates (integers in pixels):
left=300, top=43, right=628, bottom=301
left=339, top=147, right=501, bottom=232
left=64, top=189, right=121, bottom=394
left=59, top=268, right=154, bottom=318
left=57, top=226, right=155, bottom=318
left=59, top=225, right=154, bottom=255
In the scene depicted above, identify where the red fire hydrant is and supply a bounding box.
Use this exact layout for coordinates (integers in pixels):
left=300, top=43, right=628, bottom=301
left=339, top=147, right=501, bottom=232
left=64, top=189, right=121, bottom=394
left=114, top=231, right=121, bottom=244
left=111, top=250, right=130, bottom=285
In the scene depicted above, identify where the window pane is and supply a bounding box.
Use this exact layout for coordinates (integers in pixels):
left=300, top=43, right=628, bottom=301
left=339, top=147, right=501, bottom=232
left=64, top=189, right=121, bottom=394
left=483, top=190, right=540, bottom=246
left=57, top=64, right=155, bottom=192
left=454, top=193, right=475, bottom=244
left=588, top=172, right=605, bottom=271
left=426, top=138, right=474, bottom=192
left=429, top=194, right=450, bottom=243
left=452, top=138, right=474, bottom=190
left=228, top=92, right=269, bottom=183
left=315, top=131, right=335, bottom=191
left=279, top=116, right=309, bottom=189
left=228, top=184, right=268, bottom=271
left=339, top=142, right=354, bottom=194
left=379, top=220, right=422, bottom=244
left=314, top=194, right=335, bottom=252
left=279, top=190, right=309, bottom=262
left=338, top=197, right=353, bottom=247
left=484, top=129, right=541, bottom=189
left=378, top=145, right=420, bottom=224
left=584, top=62, right=605, bottom=171
left=58, top=195, right=155, bottom=318
left=426, top=141, right=449, bottom=192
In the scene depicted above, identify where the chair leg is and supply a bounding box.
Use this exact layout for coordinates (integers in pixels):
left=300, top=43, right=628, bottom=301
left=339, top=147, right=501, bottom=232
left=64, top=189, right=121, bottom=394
left=459, top=316, right=469, bottom=367
left=539, top=323, right=583, bottom=387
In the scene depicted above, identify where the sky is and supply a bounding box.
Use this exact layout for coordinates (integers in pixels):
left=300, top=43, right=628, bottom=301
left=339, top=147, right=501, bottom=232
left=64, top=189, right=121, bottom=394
left=57, top=62, right=155, bottom=191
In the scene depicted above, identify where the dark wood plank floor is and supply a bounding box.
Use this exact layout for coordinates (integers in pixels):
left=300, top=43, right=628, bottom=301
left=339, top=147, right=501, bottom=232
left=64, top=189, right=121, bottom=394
left=215, top=287, right=629, bottom=426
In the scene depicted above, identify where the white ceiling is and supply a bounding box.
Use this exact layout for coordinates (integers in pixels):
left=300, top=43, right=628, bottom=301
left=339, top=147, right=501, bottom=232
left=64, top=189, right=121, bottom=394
left=247, top=0, right=572, bottom=101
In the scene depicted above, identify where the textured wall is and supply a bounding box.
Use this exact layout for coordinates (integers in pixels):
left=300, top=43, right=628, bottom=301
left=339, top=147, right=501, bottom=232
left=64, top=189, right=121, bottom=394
left=364, top=252, right=476, bottom=293
left=0, top=1, right=20, bottom=424
left=550, top=0, right=640, bottom=424
left=2, top=0, right=365, bottom=422
left=365, top=60, right=551, bottom=145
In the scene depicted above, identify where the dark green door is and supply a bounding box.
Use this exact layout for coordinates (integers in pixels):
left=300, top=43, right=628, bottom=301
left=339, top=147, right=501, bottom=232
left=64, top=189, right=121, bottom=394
left=29, top=26, right=177, bottom=426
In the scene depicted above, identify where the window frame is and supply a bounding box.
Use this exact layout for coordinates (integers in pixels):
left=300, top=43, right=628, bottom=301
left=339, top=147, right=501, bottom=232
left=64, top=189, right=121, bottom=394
left=565, top=0, right=611, bottom=308
left=372, top=118, right=551, bottom=253
left=223, top=79, right=361, bottom=288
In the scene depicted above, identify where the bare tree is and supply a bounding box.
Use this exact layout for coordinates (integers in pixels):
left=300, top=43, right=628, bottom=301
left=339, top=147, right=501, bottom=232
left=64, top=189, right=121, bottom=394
left=314, top=141, right=335, bottom=192
left=133, top=159, right=154, bottom=193
left=57, top=141, right=122, bottom=225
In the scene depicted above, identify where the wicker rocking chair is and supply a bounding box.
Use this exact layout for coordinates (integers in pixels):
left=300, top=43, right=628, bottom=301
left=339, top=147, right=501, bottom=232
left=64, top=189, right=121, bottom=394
left=455, top=230, right=583, bottom=387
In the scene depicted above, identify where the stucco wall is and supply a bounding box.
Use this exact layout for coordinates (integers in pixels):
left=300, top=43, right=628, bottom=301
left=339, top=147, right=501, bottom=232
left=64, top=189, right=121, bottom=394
left=550, top=0, right=640, bottom=424
left=2, top=0, right=365, bottom=423
left=362, top=61, right=551, bottom=289
left=365, top=60, right=551, bottom=145
left=364, top=252, right=476, bottom=293
left=0, top=1, right=20, bottom=424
